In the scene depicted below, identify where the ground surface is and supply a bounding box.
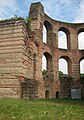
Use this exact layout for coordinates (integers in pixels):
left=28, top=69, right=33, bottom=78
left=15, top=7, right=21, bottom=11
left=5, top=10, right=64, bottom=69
left=0, top=98, right=84, bottom=120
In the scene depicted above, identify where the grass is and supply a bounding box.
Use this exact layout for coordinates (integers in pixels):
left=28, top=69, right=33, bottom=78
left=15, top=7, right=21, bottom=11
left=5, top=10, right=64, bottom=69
left=0, top=98, right=84, bottom=120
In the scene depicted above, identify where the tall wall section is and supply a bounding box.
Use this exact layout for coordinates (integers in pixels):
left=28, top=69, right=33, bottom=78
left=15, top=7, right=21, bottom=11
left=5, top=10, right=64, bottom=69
left=0, top=2, right=84, bottom=99
left=0, top=18, right=35, bottom=98
left=29, top=2, right=84, bottom=98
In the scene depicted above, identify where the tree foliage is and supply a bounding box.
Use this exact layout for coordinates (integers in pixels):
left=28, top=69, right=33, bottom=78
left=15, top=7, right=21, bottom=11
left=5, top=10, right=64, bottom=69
left=59, top=71, right=64, bottom=77
left=25, top=17, right=32, bottom=30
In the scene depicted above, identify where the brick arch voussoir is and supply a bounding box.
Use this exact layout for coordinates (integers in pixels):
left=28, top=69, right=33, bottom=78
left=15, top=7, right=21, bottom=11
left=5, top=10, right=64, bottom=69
left=79, top=56, right=84, bottom=63
left=77, top=27, right=84, bottom=35
left=43, top=20, right=52, bottom=32
left=43, top=52, right=52, bottom=60
left=59, top=55, right=72, bottom=63
left=58, top=26, right=70, bottom=35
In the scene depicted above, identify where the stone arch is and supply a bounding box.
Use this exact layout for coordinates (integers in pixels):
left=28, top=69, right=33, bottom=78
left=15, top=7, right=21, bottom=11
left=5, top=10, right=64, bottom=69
left=43, top=20, right=52, bottom=44
left=42, top=55, right=47, bottom=70
left=44, top=20, right=52, bottom=31
left=58, top=27, right=70, bottom=50
left=59, top=56, right=72, bottom=75
left=42, top=52, right=53, bottom=80
left=43, top=25, right=47, bottom=43
left=78, top=28, right=84, bottom=50
left=43, top=52, right=53, bottom=74
left=78, top=28, right=84, bottom=34
left=45, top=90, right=50, bottom=98
left=79, top=56, right=84, bottom=62
left=43, top=52, right=52, bottom=72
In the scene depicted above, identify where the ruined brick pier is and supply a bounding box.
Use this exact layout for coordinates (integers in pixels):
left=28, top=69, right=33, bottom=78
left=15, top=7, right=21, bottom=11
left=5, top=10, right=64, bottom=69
left=0, top=2, right=84, bottom=99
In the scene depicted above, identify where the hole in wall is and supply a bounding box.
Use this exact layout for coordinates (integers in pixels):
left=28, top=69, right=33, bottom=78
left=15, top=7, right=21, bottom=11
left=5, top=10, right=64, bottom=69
left=43, top=25, right=47, bottom=44
left=45, top=90, right=50, bottom=99
left=78, top=32, right=84, bottom=50
left=58, top=31, right=67, bottom=49
left=59, top=58, right=68, bottom=75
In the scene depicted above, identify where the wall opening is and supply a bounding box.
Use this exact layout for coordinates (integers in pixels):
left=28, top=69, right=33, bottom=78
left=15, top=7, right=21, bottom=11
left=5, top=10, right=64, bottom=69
left=80, top=59, right=84, bottom=74
left=78, top=32, right=84, bottom=50
left=56, top=91, right=59, bottom=98
left=42, top=55, right=47, bottom=71
left=43, top=25, right=47, bottom=44
left=58, top=27, right=70, bottom=50
left=42, top=52, right=53, bottom=79
left=43, top=21, right=52, bottom=45
left=45, top=90, right=50, bottom=99
left=59, top=58, right=68, bottom=75
left=58, top=31, right=67, bottom=49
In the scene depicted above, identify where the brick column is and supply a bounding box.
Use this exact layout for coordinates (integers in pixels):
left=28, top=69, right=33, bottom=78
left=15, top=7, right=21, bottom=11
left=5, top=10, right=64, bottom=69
left=70, top=30, right=78, bottom=49
left=71, top=63, right=80, bottom=80
left=70, top=28, right=80, bottom=80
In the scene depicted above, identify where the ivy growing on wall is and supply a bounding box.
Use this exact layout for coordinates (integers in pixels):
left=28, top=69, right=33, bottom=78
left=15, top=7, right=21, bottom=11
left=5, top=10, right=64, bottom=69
left=24, top=17, right=32, bottom=30
left=0, top=15, right=32, bottom=30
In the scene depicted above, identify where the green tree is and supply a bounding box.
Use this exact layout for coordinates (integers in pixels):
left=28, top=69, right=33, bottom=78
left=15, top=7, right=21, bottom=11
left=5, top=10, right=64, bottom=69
left=25, top=17, right=32, bottom=30
left=59, top=71, right=64, bottom=77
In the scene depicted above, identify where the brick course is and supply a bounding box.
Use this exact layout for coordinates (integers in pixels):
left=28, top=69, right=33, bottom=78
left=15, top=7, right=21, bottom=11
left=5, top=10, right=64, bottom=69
left=0, top=2, right=84, bottom=99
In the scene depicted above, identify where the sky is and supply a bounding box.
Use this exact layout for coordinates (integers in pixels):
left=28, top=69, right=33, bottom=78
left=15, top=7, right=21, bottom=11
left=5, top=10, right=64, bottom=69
left=0, top=0, right=84, bottom=23
left=0, top=0, right=84, bottom=74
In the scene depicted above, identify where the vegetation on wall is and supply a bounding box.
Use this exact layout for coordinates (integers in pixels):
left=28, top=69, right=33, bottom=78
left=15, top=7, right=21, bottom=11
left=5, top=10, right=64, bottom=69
left=0, top=15, right=32, bottom=30
left=42, top=70, right=48, bottom=79
left=42, top=70, right=54, bottom=81
left=59, top=71, right=64, bottom=77
left=80, top=73, right=84, bottom=77
left=0, top=15, right=23, bottom=23
left=80, top=74, right=84, bottom=83
left=59, top=71, right=72, bottom=83
left=24, top=17, right=32, bottom=30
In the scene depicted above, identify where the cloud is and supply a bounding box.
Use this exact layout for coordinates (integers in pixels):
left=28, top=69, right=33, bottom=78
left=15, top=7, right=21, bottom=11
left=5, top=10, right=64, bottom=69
left=41, top=0, right=80, bottom=22
left=41, top=0, right=63, bottom=20
left=73, top=0, right=84, bottom=23
left=0, top=0, right=19, bottom=19
left=0, top=0, right=82, bottom=22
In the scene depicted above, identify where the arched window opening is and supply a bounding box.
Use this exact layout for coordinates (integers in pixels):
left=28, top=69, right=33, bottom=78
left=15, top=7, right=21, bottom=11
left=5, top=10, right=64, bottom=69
left=78, top=32, right=84, bottom=50
left=45, top=90, right=50, bottom=99
left=80, top=59, right=84, bottom=74
left=42, top=52, right=53, bottom=79
left=56, top=91, right=59, bottom=98
left=58, top=31, right=67, bottom=49
left=43, top=25, right=47, bottom=44
left=42, top=55, right=47, bottom=71
left=59, top=58, right=68, bottom=75
left=42, top=52, right=52, bottom=71
left=43, top=21, right=52, bottom=45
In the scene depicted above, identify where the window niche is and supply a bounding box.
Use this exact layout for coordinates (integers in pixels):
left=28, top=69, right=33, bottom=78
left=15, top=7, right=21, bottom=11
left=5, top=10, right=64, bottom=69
left=58, top=27, right=70, bottom=50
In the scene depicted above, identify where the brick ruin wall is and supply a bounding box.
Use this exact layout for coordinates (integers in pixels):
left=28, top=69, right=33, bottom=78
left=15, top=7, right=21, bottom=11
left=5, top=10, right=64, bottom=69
left=21, top=79, right=38, bottom=99
left=0, top=2, right=84, bottom=99
left=0, top=19, right=36, bottom=98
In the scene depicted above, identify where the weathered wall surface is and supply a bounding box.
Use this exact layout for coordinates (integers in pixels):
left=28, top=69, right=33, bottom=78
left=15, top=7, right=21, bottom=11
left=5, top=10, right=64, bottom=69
left=0, top=2, right=84, bottom=99
left=0, top=19, right=24, bottom=98
left=21, top=79, right=38, bottom=99
left=0, top=19, right=35, bottom=98
left=29, top=2, right=84, bottom=98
